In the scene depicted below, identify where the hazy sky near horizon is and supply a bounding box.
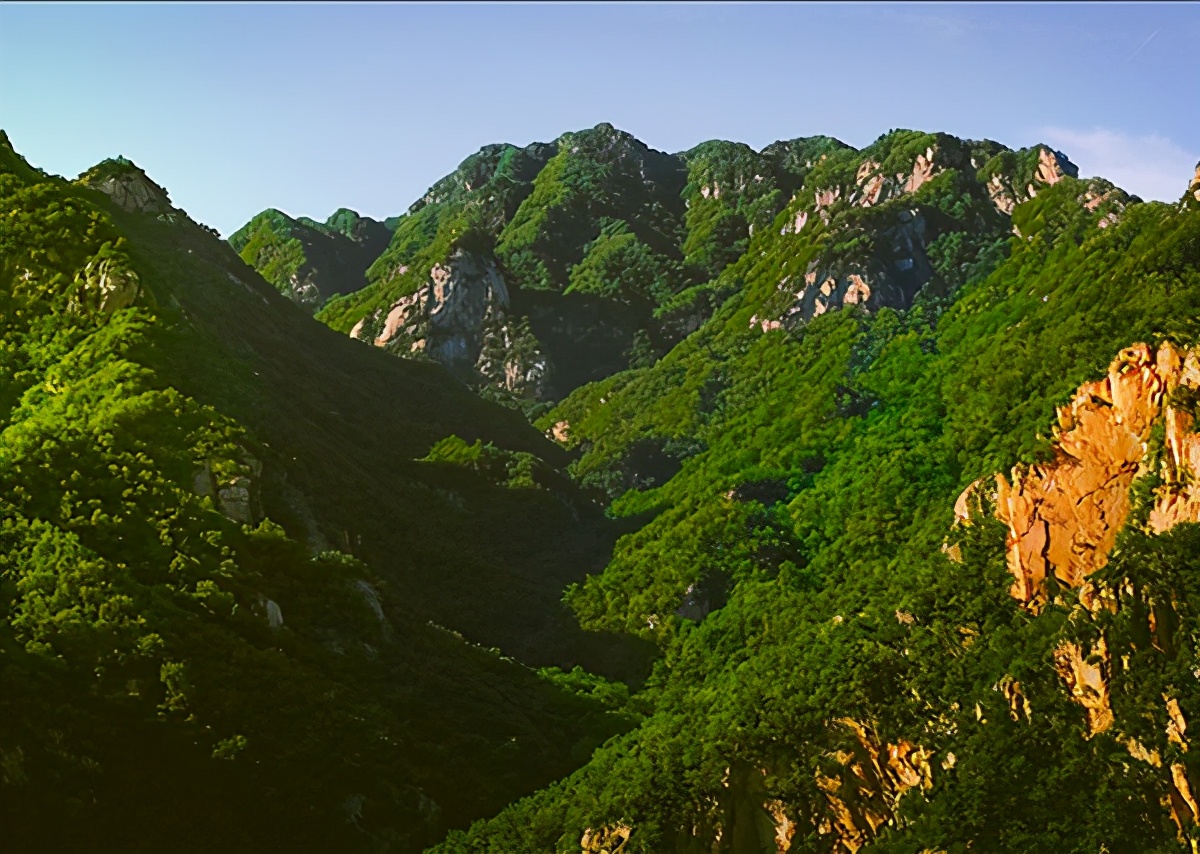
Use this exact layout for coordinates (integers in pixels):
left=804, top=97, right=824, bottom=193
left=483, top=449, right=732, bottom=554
left=2, top=3, right=1197, bottom=237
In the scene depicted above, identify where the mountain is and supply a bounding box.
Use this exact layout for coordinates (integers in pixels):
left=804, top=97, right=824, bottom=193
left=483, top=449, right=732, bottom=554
left=425, top=139, right=1200, bottom=851
left=233, top=125, right=1117, bottom=422
left=227, top=207, right=392, bottom=311
left=5, top=121, right=1200, bottom=854
left=0, top=131, right=653, bottom=854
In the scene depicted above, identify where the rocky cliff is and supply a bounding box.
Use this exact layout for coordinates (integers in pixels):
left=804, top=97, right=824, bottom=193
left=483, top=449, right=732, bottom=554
left=349, top=248, right=549, bottom=398
left=79, top=156, right=175, bottom=215
left=951, top=341, right=1200, bottom=847
left=767, top=139, right=1091, bottom=326
left=977, top=342, right=1200, bottom=611
left=1186, top=162, right=1200, bottom=211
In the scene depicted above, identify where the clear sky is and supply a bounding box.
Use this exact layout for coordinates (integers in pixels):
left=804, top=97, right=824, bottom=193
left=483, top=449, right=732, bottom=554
left=2, top=2, right=1197, bottom=237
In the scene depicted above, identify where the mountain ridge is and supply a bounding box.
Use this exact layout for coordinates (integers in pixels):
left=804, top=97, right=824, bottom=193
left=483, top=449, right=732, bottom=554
left=231, top=124, right=1118, bottom=418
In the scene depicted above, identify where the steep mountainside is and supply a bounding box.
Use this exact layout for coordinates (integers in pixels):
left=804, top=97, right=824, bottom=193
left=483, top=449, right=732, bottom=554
left=227, top=207, right=392, bottom=311
left=0, top=131, right=651, bottom=854
left=432, top=149, right=1200, bottom=851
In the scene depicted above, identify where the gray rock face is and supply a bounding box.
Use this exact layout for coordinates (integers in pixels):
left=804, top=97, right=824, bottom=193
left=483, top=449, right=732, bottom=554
left=264, top=598, right=284, bottom=629
left=361, top=249, right=550, bottom=398
left=92, top=170, right=172, bottom=214
left=217, top=476, right=254, bottom=524
left=352, top=580, right=391, bottom=642
left=784, top=208, right=936, bottom=322
left=372, top=249, right=509, bottom=355
left=193, top=454, right=263, bottom=525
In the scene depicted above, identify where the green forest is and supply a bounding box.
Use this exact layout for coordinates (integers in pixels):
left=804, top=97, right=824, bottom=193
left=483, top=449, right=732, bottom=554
left=2, top=119, right=1199, bottom=854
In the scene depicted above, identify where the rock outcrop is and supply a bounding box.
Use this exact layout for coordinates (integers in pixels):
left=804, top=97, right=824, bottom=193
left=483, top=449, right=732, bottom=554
left=1053, top=638, right=1114, bottom=735
left=81, top=157, right=173, bottom=214
left=70, top=255, right=140, bottom=317
left=576, top=727, right=931, bottom=854
left=786, top=208, right=940, bottom=322
left=845, top=145, right=943, bottom=211
left=772, top=137, right=1058, bottom=325
left=1185, top=162, right=1200, bottom=211
left=987, top=342, right=1200, bottom=611
left=193, top=454, right=264, bottom=526
left=813, top=720, right=933, bottom=853
left=580, top=824, right=632, bottom=854
left=951, top=342, right=1200, bottom=844
left=354, top=249, right=549, bottom=398
left=984, top=146, right=1079, bottom=216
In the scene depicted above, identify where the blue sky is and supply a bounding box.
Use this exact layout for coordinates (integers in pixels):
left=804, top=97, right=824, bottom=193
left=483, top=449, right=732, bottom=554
left=2, top=3, right=1196, bottom=237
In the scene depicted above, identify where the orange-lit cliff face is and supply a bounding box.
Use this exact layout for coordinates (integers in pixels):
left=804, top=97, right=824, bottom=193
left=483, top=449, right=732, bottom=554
left=580, top=729, right=933, bottom=854
left=987, top=342, right=1200, bottom=612
left=956, top=341, right=1200, bottom=846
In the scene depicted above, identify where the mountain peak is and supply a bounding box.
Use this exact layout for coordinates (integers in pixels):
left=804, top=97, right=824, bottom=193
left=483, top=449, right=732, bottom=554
left=78, top=156, right=173, bottom=214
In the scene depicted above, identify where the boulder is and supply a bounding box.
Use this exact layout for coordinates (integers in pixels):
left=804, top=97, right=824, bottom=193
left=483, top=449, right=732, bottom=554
left=71, top=256, right=140, bottom=316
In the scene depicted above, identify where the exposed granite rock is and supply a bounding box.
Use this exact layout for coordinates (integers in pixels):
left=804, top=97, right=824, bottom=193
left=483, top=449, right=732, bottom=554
left=986, top=173, right=1018, bottom=216
left=1035, top=147, right=1070, bottom=187
left=352, top=579, right=391, bottom=642
left=218, top=476, right=255, bottom=524
left=984, top=146, right=1078, bottom=215
left=1170, top=762, right=1200, bottom=838
left=904, top=147, right=937, bottom=194
left=844, top=145, right=941, bottom=211
left=950, top=342, right=1200, bottom=841
left=813, top=719, right=933, bottom=852
left=786, top=208, right=939, bottom=321
left=990, top=342, right=1200, bottom=611
left=82, top=158, right=173, bottom=214
left=855, top=158, right=886, bottom=207
left=998, top=675, right=1032, bottom=724
left=362, top=249, right=550, bottom=398
left=259, top=597, right=284, bottom=629
left=580, top=824, right=631, bottom=854
left=374, top=252, right=506, bottom=358
left=1053, top=638, right=1113, bottom=735
left=1187, top=162, right=1200, bottom=210
left=593, top=725, right=932, bottom=854
left=193, top=454, right=264, bottom=525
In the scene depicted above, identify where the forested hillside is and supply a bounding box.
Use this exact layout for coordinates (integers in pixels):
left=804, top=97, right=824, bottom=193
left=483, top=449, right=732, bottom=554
left=4, top=119, right=1199, bottom=854
left=431, top=139, right=1200, bottom=851
left=227, top=207, right=392, bottom=311
left=0, top=131, right=650, bottom=853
